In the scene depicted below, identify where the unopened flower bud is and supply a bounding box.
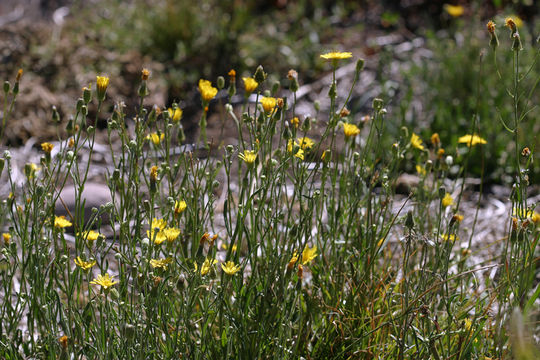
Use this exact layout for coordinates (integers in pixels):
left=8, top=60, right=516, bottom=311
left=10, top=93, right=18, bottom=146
left=217, top=76, right=225, bottom=90
left=254, top=65, right=267, bottom=83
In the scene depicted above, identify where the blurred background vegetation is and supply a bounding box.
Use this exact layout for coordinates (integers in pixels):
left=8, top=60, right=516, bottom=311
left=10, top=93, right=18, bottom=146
left=0, top=0, right=539, bottom=183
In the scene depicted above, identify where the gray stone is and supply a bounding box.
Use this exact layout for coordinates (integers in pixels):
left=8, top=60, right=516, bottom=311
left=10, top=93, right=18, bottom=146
left=55, top=182, right=113, bottom=226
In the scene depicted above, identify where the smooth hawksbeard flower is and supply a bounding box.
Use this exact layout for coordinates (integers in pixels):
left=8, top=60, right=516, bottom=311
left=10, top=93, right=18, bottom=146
left=147, top=133, right=164, bottom=145
left=163, top=227, right=180, bottom=243
left=416, top=165, right=426, bottom=176
left=74, top=256, right=96, bottom=271
left=443, top=4, right=464, bottom=17
left=239, top=150, right=257, bottom=164
left=242, top=77, right=258, bottom=93
left=287, top=139, right=304, bottom=160
left=168, top=107, right=183, bottom=122
left=90, top=273, right=118, bottom=290
left=320, top=51, right=353, bottom=60
left=221, top=261, right=241, bottom=275
left=41, top=142, right=54, bottom=153
left=442, top=193, right=454, bottom=208
left=2, top=233, right=11, bottom=245
left=441, top=234, right=459, bottom=242
left=486, top=20, right=496, bottom=34
left=150, top=257, right=173, bottom=270
left=78, top=230, right=101, bottom=242
left=458, top=134, right=487, bottom=147
left=410, top=133, right=425, bottom=150
left=260, top=97, right=277, bottom=114
left=54, top=216, right=72, bottom=229
left=343, top=123, right=360, bottom=138
left=301, top=245, right=317, bottom=265
left=174, top=200, right=187, bottom=215
left=96, top=76, right=109, bottom=101
left=195, top=258, right=217, bottom=276
left=198, top=79, right=218, bottom=102
left=297, top=137, right=314, bottom=150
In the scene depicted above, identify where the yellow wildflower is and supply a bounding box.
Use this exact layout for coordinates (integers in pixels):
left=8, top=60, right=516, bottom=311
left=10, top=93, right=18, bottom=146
left=443, top=4, right=464, bottom=17
left=301, top=245, right=317, bottom=265
left=297, top=137, right=315, bottom=150
left=531, top=212, right=540, bottom=225
left=174, top=200, right=187, bottom=215
left=74, top=256, right=96, bottom=271
left=290, top=116, right=300, bottom=128
left=430, top=133, right=440, bottom=146
left=147, top=133, right=164, bottom=145
left=151, top=218, right=167, bottom=230
left=464, top=318, right=473, bottom=331
left=242, top=77, right=258, bottom=93
left=410, top=133, right=425, bottom=150
left=195, top=258, right=217, bottom=276
left=54, top=216, right=72, bottom=229
left=141, top=68, right=150, bottom=81
left=458, top=134, right=487, bottom=147
left=442, top=193, right=454, bottom=207
left=150, top=257, right=173, bottom=269
left=168, top=107, right=183, bottom=123
left=163, top=227, right=180, bottom=243
left=487, top=20, right=496, bottom=34
left=320, top=52, right=353, bottom=60
left=90, top=273, right=118, bottom=290
left=343, top=123, right=361, bottom=138
left=239, top=150, right=257, bottom=164
left=59, top=335, right=68, bottom=350
left=78, top=230, right=101, bottom=242
left=441, top=234, right=459, bottom=242
left=416, top=165, right=426, bottom=176
left=41, top=142, right=54, bottom=153
left=96, top=76, right=109, bottom=101
left=453, top=214, right=464, bottom=223
left=260, top=97, right=277, bottom=114
left=221, top=261, right=241, bottom=275
left=287, top=251, right=299, bottom=270
left=2, top=233, right=11, bottom=245
left=198, top=79, right=218, bottom=102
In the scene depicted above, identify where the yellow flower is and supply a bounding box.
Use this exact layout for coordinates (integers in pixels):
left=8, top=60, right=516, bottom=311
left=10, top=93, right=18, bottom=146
left=486, top=20, right=496, bottom=34
left=343, top=123, right=361, bottom=138
left=260, top=97, right=277, bottom=114
left=431, top=133, right=440, bottom=146
left=162, top=227, right=180, bottom=243
left=453, top=214, right=464, bottom=223
left=54, top=216, right=72, bottom=229
left=221, top=261, right=241, bottom=275
left=147, top=132, right=164, bottom=145
left=416, top=165, right=426, bottom=176
left=242, top=77, right=259, bottom=93
left=41, top=142, right=54, bottom=153
left=96, top=76, right=109, bottom=101
left=147, top=229, right=167, bottom=245
left=464, top=318, right=473, bottom=331
left=441, top=234, right=458, bottom=242
left=222, top=243, right=238, bottom=252
left=294, top=148, right=305, bottom=160
left=287, top=251, right=299, bottom=269
left=443, top=4, right=464, bottom=17
left=174, top=200, right=187, bottom=215
left=287, top=139, right=305, bottom=160
left=290, top=117, right=299, bottom=128
left=78, top=230, right=101, bottom=242
left=150, top=257, right=173, bottom=269
left=458, top=134, right=487, bottom=147
left=195, top=258, right=217, bottom=276
left=151, top=218, right=167, bottom=230
left=74, top=256, right=96, bottom=271
left=168, top=107, right=183, bottom=123
left=239, top=150, right=257, bottom=164
left=301, top=245, right=317, bottom=265
left=442, top=193, right=454, bottom=207
left=410, top=133, right=424, bottom=150
left=198, top=79, right=218, bottom=102
left=320, top=52, right=353, bottom=60
left=297, top=137, right=314, bottom=150
left=90, top=273, right=118, bottom=290
left=532, top=212, right=540, bottom=225
left=2, top=233, right=11, bottom=245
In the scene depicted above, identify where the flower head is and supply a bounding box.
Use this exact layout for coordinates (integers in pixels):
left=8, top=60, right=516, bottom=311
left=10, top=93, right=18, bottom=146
left=150, top=257, right=173, bottom=270
left=416, top=165, right=426, bottom=176
left=195, top=258, right=217, bottom=276
left=151, top=218, right=167, bottom=230
left=147, top=133, right=164, bottom=146
left=41, top=142, right=54, bottom=154
left=443, top=4, right=464, bottom=17
left=198, top=79, right=218, bottom=102
left=168, top=107, right=183, bottom=123
left=174, top=200, right=187, bottom=215
left=96, top=76, right=109, bottom=101
left=301, top=245, right=317, bottom=265
left=141, top=68, right=150, bottom=81
left=441, top=234, right=459, bottom=242
left=442, top=193, right=454, bottom=208
left=74, top=256, right=96, bottom=271
left=90, top=273, right=118, bottom=290
left=54, top=216, right=72, bottom=229
left=487, top=20, right=496, bottom=34
left=162, top=227, right=181, bottom=243
left=2, top=232, right=11, bottom=245
left=287, top=251, right=299, bottom=270
left=410, top=133, right=425, bottom=150
left=343, top=123, right=361, bottom=138
left=239, top=150, right=257, bottom=164
left=221, top=261, right=241, bottom=275
left=78, top=230, right=101, bottom=242
left=260, top=97, right=277, bottom=114
left=290, top=117, right=300, bottom=128
left=242, top=77, right=258, bottom=94
left=458, top=134, right=487, bottom=147
left=320, top=52, right=353, bottom=60
left=297, top=137, right=315, bottom=150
